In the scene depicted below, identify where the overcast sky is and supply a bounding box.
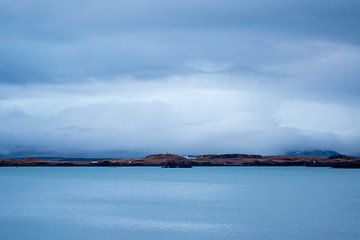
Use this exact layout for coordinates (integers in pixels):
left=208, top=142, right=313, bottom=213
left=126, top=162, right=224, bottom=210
left=0, top=0, right=360, bottom=156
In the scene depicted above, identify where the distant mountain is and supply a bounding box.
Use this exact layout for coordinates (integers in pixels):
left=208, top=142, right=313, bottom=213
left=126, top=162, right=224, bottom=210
left=286, top=150, right=341, bottom=157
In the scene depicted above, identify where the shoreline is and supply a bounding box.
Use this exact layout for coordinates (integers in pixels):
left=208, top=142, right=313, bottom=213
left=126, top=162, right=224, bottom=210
left=1, top=153, right=360, bottom=168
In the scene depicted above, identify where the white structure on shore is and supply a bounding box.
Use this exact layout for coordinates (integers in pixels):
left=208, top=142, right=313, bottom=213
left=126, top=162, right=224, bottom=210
left=184, top=155, right=196, bottom=160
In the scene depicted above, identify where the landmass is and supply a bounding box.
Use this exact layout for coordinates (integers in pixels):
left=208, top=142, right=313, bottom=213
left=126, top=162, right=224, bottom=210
left=1, top=153, right=360, bottom=168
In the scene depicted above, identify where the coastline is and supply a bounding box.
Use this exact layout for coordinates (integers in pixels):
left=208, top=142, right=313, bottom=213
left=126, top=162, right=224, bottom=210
left=1, top=153, right=359, bottom=168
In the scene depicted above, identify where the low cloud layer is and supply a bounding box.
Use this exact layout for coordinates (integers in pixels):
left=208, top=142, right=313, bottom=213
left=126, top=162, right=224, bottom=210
left=0, top=0, right=360, bottom=156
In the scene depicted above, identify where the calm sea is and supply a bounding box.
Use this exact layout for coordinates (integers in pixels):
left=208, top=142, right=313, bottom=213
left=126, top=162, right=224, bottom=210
left=0, top=167, right=359, bottom=240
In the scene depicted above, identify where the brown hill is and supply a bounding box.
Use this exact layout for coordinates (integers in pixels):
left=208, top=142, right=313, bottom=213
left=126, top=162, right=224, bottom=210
left=1, top=153, right=360, bottom=168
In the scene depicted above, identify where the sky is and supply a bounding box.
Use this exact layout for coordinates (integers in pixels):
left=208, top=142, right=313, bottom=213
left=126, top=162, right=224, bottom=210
left=0, top=0, right=360, bottom=157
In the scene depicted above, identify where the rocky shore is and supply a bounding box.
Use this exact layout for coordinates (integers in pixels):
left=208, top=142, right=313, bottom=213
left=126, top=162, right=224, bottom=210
left=1, top=153, right=360, bottom=168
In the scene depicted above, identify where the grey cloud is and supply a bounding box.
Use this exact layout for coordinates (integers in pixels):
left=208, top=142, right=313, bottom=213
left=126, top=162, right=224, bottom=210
left=0, top=0, right=360, bottom=155
left=1, top=0, right=359, bottom=40
left=1, top=0, right=360, bottom=83
left=1, top=79, right=360, bottom=155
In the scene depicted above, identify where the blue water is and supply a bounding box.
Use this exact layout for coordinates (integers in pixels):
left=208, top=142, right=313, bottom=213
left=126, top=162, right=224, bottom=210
left=0, top=167, right=359, bottom=240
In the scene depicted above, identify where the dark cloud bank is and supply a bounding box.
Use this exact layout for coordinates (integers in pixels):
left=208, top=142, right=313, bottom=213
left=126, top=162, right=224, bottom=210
left=0, top=0, right=360, bottom=157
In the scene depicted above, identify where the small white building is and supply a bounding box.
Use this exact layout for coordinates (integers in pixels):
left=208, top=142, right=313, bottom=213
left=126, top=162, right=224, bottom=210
left=184, top=155, right=196, bottom=160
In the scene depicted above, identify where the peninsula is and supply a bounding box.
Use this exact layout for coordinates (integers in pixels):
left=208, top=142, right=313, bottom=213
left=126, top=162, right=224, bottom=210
left=1, top=153, right=360, bottom=168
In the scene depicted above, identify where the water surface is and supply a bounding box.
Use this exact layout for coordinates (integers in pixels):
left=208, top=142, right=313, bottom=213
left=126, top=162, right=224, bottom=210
left=0, top=167, right=359, bottom=240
